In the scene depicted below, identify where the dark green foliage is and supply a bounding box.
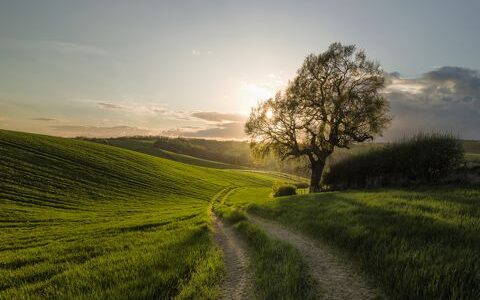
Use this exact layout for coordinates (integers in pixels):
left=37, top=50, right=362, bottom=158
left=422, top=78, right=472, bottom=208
left=324, top=133, right=465, bottom=188
left=272, top=182, right=297, bottom=197
left=294, top=182, right=310, bottom=189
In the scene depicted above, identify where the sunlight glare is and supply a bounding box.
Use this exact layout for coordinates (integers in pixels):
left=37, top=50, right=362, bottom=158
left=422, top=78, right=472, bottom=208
left=266, top=109, right=273, bottom=119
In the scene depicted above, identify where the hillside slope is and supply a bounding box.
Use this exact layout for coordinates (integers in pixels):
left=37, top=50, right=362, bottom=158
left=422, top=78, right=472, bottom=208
left=0, top=130, right=274, bottom=299
left=86, top=137, right=243, bottom=169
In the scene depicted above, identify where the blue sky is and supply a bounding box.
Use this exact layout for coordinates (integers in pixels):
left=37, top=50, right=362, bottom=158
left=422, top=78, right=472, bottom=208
left=0, top=0, right=479, bottom=139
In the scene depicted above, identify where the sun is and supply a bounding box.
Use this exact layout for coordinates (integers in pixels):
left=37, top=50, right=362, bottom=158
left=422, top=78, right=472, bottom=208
left=265, top=109, right=273, bottom=119
left=239, top=81, right=275, bottom=113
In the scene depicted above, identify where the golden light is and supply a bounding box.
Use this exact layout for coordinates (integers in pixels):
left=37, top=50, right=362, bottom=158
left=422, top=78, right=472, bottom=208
left=266, top=109, right=273, bottom=119
left=239, top=81, right=275, bottom=113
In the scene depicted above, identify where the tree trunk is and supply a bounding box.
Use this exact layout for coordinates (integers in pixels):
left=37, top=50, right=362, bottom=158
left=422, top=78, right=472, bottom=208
left=309, top=159, right=326, bottom=193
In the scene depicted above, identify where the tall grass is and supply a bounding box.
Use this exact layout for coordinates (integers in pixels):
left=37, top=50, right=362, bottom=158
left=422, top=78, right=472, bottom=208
left=324, top=133, right=464, bottom=189
left=215, top=201, right=317, bottom=299
left=227, top=186, right=480, bottom=299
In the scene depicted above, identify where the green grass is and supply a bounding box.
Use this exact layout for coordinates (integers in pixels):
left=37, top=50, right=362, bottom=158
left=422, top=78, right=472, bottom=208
left=3, top=129, right=479, bottom=299
left=214, top=193, right=317, bottom=299
left=224, top=186, right=480, bottom=299
left=0, top=130, right=278, bottom=299
left=465, top=152, right=480, bottom=161
left=84, top=137, right=244, bottom=169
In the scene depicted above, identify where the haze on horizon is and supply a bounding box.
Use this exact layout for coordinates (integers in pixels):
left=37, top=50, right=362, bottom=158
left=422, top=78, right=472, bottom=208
left=0, top=0, right=479, bottom=140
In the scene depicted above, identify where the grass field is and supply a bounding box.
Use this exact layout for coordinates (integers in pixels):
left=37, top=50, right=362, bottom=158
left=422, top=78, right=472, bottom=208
left=0, top=130, right=277, bottom=299
left=223, top=186, right=480, bottom=299
left=2, top=129, right=480, bottom=299
left=213, top=189, right=317, bottom=299
left=84, top=137, right=243, bottom=169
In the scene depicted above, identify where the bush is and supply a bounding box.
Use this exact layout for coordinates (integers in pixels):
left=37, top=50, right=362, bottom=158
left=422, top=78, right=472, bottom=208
left=324, top=133, right=464, bottom=189
left=272, top=182, right=297, bottom=197
left=294, top=182, right=310, bottom=189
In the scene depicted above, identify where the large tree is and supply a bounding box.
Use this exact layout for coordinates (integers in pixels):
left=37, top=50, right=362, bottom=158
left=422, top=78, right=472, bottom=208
left=245, top=43, right=391, bottom=192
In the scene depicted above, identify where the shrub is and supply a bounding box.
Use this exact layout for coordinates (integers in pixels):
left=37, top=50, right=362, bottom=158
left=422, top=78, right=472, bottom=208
left=272, top=182, right=297, bottom=197
left=294, top=182, right=310, bottom=189
left=323, top=133, right=464, bottom=189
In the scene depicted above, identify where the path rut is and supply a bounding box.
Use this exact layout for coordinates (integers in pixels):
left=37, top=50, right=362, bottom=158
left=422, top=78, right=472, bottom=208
left=249, top=215, right=382, bottom=300
left=213, top=215, right=253, bottom=300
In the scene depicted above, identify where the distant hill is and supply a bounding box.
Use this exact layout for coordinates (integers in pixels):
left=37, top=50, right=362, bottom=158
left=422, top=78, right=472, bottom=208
left=84, top=136, right=243, bottom=169
left=84, top=136, right=480, bottom=176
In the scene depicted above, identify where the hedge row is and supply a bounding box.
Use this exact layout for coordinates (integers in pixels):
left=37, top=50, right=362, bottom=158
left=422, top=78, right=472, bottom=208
left=323, top=133, right=464, bottom=189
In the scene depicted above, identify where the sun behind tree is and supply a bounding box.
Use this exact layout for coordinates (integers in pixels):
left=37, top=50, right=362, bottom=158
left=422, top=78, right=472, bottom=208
left=245, top=42, right=391, bottom=192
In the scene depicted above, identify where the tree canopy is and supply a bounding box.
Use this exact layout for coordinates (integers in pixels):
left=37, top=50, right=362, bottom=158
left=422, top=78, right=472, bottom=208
left=245, top=42, right=391, bottom=192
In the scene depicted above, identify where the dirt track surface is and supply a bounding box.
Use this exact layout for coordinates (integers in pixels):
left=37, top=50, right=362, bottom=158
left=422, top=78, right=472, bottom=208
left=249, top=215, right=382, bottom=300
left=213, top=215, right=253, bottom=300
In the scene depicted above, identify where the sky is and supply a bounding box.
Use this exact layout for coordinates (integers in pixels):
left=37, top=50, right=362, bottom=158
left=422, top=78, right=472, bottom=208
left=0, top=0, right=479, bottom=140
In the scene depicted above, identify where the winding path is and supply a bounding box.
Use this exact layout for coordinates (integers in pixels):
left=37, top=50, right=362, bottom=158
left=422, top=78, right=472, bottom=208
left=249, top=215, right=382, bottom=300
left=212, top=211, right=252, bottom=300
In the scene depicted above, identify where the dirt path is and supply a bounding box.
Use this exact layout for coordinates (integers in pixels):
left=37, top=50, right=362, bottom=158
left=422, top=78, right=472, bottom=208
left=249, top=215, right=382, bottom=300
left=213, top=214, right=253, bottom=300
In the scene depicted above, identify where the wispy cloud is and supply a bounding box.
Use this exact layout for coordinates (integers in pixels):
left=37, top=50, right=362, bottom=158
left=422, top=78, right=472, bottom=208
left=163, top=111, right=247, bottom=139
left=191, top=49, right=213, bottom=56
left=1, top=39, right=107, bottom=56
left=50, top=125, right=153, bottom=138
left=94, top=101, right=171, bottom=115
left=161, top=122, right=246, bottom=140
left=97, top=102, right=124, bottom=109
left=191, top=111, right=246, bottom=122
left=31, top=117, right=56, bottom=121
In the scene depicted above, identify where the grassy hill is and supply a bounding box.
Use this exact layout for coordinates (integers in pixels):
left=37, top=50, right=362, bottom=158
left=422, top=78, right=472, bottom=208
left=0, top=130, right=277, bottom=299
left=85, top=137, right=243, bottom=169
left=2, top=129, right=479, bottom=299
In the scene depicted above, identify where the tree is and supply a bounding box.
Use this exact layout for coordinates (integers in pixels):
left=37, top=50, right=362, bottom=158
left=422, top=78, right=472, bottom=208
left=245, top=43, right=391, bottom=192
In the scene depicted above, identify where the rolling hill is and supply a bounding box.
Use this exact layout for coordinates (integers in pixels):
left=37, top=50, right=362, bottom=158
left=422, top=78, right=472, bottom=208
left=83, top=137, right=243, bottom=169
left=0, top=130, right=277, bottom=299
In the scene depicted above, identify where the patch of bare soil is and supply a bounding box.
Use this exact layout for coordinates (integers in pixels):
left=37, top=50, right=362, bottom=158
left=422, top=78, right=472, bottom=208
left=213, top=215, right=253, bottom=300
left=249, top=215, right=382, bottom=300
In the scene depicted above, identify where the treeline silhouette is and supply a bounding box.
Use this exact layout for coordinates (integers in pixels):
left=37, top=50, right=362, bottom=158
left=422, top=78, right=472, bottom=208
left=324, top=133, right=465, bottom=189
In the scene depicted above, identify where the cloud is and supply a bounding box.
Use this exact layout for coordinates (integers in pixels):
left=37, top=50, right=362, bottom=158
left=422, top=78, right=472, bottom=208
left=191, top=49, right=213, bottom=56
left=31, top=117, right=56, bottom=121
left=185, top=122, right=245, bottom=139
left=50, top=125, right=153, bottom=138
left=191, top=111, right=246, bottom=122
left=93, top=101, right=171, bottom=115
left=1, top=39, right=107, bottom=56
left=162, top=122, right=246, bottom=140
left=97, top=102, right=124, bottom=109
left=162, top=111, right=248, bottom=139
left=383, top=66, right=480, bottom=140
